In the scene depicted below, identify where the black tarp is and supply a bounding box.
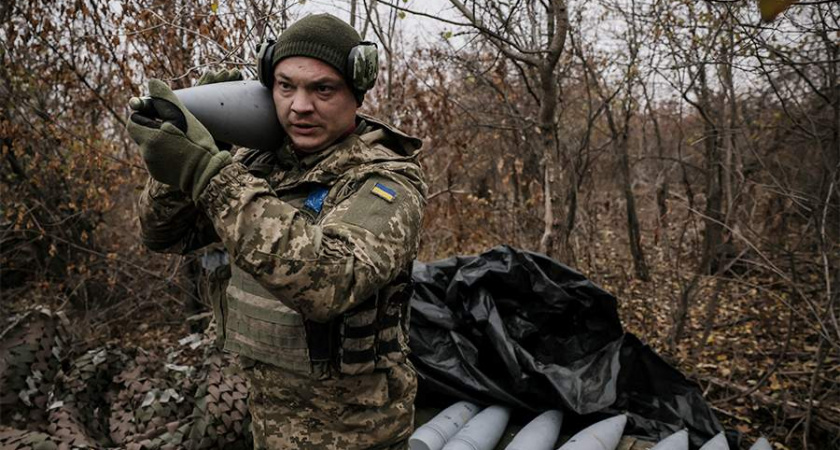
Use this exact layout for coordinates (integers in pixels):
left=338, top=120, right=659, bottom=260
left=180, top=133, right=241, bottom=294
left=408, top=245, right=737, bottom=449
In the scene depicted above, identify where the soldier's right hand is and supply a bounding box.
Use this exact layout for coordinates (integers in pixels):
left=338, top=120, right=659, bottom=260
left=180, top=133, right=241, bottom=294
left=197, top=68, right=243, bottom=86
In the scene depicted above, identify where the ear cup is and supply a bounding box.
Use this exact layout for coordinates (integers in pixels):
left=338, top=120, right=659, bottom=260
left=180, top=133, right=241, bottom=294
left=347, top=42, right=379, bottom=92
left=256, top=39, right=276, bottom=88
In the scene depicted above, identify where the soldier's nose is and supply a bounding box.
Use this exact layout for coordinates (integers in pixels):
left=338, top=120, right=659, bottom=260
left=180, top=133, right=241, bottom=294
left=290, top=91, right=315, bottom=114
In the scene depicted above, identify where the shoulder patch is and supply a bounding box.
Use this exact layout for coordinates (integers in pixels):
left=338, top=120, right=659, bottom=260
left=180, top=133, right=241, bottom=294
left=371, top=183, right=397, bottom=202
left=337, top=176, right=420, bottom=236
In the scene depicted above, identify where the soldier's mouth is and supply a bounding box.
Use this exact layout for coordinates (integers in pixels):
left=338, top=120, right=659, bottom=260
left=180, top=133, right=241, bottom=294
left=292, top=124, right=319, bottom=135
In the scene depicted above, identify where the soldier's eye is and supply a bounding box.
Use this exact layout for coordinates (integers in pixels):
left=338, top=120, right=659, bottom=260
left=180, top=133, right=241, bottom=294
left=316, top=85, right=334, bottom=94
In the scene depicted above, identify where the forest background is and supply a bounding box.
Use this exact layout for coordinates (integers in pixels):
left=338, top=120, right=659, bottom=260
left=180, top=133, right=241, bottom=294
left=1, top=0, right=838, bottom=448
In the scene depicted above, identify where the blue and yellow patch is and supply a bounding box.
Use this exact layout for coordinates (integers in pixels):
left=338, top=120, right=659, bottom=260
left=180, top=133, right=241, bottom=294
left=371, top=183, right=397, bottom=202
left=304, top=186, right=329, bottom=214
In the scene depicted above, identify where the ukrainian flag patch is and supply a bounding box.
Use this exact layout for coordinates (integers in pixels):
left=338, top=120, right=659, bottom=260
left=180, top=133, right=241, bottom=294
left=371, top=182, right=397, bottom=202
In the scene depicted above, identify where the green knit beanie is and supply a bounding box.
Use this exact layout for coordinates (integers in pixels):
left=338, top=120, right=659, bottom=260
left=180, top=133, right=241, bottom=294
left=272, top=13, right=361, bottom=83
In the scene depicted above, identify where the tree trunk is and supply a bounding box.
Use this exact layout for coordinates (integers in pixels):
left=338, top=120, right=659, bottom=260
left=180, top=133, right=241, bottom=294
left=537, top=0, right=568, bottom=258
left=562, top=157, right=578, bottom=260
left=698, top=65, right=725, bottom=275
left=618, top=130, right=651, bottom=281
left=641, top=81, right=669, bottom=236
left=602, top=85, right=649, bottom=280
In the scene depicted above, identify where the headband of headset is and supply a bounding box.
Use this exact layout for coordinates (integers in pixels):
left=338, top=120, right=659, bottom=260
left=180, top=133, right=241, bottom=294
left=256, top=39, right=379, bottom=93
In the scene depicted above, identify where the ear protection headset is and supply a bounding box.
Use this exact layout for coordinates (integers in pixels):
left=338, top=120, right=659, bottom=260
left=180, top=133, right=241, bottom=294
left=256, top=39, right=379, bottom=93
left=256, top=39, right=277, bottom=88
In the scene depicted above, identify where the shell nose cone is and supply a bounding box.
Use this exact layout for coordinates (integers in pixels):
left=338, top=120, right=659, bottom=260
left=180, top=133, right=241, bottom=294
left=698, top=432, right=730, bottom=450
left=556, top=414, right=627, bottom=450
left=443, top=405, right=511, bottom=450
left=505, top=409, right=563, bottom=450
left=748, top=437, right=772, bottom=450
left=650, top=429, right=689, bottom=450
left=410, top=402, right=481, bottom=450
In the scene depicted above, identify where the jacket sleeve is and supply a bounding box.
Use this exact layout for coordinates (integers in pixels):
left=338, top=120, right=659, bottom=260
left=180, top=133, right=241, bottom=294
left=197, top=162, right=425, bottom=322
left=138, top=177, right=220, bottom=254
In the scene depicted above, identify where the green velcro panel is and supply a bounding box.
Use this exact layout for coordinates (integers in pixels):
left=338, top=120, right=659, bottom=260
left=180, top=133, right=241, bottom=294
left=226, top=285, right=303, bottom=327
left=226, top=308, right=308, bottom=349
left=340, top=176, right=408, bottom=236
left=224, top=331, right=312, bottom=374
left=227, top=273, right=303, bottom=326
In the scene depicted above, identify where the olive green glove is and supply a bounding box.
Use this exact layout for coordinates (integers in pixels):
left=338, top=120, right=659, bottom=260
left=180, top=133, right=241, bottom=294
left=197, top=68, right=243, bottom=86
left=128, top=79, right=232, bottom=202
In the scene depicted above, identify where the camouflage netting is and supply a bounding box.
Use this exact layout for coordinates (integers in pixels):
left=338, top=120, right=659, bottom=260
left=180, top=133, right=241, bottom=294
left=0, top=308, right=253, bottom=449
left=0, top=308, right=69, bottom=428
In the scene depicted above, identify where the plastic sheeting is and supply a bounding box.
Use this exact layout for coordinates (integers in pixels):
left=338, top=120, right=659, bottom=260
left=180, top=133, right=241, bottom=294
left=409, top=246, right=736, bottom=449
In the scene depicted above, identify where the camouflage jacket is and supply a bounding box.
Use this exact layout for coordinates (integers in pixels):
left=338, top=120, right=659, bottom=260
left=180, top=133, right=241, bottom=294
left=138, top=114, right=427, bottom=324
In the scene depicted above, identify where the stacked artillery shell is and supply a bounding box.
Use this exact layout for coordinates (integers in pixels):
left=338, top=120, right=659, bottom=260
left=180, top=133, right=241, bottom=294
left=556, top=415, right=627, bottom=450
left=650, top=429, right=689, bottom=450
left=748, top=437, right=772, bottom=450
left=698, top=432, right=730, bottom=450
left=410, top=401, right=481, bottom=450
left=505, top=410, right=564, bottom=450
left=442, top=405, right=511, bottom=450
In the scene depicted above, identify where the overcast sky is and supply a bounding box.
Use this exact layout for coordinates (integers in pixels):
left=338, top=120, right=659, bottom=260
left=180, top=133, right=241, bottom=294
left=288, top=0, right=464, bottom=48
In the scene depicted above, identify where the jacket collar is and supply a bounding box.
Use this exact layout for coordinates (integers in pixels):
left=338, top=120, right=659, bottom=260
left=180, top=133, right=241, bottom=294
left=269, top=115, right=422, bottom=190
left=276, top=114, right=422, bottom=172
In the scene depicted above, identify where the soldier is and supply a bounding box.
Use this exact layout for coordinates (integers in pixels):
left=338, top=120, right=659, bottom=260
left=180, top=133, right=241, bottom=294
left=128, top=13, right=426, bottom=450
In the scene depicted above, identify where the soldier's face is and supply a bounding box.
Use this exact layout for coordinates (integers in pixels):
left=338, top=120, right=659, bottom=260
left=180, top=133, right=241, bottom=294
left=273, top=57, right=358, bottom=154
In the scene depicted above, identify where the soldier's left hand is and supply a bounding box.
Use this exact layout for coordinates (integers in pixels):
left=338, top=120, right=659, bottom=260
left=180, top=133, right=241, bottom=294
left=197, top=68, right=243, bottom=86
left=127, top=79, right=232, bottom=201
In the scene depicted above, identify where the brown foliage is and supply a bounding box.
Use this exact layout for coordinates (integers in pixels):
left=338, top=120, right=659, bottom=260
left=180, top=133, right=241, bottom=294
left=1, top=0, right=838, bottom=448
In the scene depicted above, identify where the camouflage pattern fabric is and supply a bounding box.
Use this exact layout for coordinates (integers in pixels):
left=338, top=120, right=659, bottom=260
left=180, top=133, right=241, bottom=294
left=49, top=347, right=128, bottom=447
left=188, top=352, right=251, bottom=449
left=139, top=114, right=427, bottom=448
left=0, top=308, right=69, bottom=428
left=0, top=427, right=63, bottom=450
left=108, top=350, right=193, bottom=447
left=197, top=116, right=426, bottom=322
left=0, top=308, right=252, bottom=449
left=138, top=178, right=219, bottom=254
left=245, top=360, right=415, bottom=450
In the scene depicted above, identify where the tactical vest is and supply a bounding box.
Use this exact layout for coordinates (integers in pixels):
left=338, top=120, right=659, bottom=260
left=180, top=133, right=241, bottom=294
left=223, top=265, right=412, bottom=378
